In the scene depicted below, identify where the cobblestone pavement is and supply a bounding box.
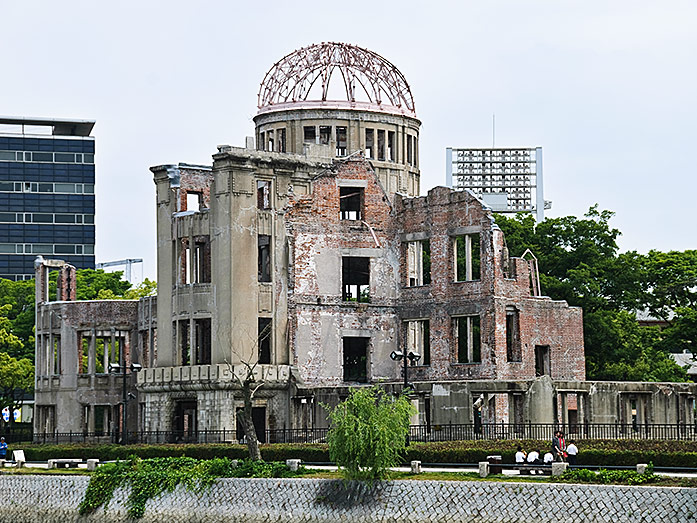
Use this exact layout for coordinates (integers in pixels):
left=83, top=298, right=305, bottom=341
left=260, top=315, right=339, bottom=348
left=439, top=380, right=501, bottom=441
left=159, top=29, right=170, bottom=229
left=0, top=474, right=695, bottom=522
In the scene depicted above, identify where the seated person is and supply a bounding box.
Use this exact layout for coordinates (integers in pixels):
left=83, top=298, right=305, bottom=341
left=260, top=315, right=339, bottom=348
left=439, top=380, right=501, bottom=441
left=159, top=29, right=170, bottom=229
left=527, top=449, right=542, bottom=465
left=515, top=446, right=527, bottom=464
left=543, top=452, right=554, bottom=464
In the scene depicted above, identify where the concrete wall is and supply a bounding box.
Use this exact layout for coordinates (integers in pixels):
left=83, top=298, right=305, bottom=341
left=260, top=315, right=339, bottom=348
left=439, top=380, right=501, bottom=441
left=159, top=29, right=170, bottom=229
left=1, top=475, right=695, bottom=522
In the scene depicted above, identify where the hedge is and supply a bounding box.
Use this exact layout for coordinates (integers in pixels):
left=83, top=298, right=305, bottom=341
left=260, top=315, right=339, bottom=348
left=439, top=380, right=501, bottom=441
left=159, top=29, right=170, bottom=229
left=17, top=440, right=697, bottom=468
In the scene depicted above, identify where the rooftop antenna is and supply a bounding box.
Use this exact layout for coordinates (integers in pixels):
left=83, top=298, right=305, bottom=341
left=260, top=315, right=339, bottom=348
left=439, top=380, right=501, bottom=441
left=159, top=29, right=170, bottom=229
left=492, top=113, right=496, bottom=148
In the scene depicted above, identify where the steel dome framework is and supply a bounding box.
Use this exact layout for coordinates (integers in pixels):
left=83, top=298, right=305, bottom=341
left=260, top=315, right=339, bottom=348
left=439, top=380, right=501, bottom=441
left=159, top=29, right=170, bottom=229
left=257, top=42, right=416, bottom=117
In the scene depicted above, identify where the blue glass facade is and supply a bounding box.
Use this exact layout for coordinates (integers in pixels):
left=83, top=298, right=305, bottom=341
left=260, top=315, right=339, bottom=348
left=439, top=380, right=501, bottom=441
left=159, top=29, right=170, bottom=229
left=0, top=127, right=95, bottom=280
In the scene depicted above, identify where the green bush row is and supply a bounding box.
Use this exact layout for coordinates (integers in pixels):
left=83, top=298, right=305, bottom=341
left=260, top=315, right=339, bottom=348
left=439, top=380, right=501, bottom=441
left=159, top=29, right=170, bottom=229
left=19, top=441, right=697, bottom=468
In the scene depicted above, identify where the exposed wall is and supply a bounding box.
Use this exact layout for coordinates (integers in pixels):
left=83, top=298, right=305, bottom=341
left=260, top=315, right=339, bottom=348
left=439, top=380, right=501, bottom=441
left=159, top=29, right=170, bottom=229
left=1, top=475, right=695, bottom=523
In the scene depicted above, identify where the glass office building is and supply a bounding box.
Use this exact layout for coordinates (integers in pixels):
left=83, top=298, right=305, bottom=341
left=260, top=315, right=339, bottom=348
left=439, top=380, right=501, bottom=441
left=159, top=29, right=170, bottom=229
left=0, top=117, right=95, bottom=280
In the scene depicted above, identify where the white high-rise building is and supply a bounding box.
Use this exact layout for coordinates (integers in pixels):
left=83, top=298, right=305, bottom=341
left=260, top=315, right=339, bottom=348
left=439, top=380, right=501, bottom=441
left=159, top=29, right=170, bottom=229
left=446, top=147, right=549, bottom=222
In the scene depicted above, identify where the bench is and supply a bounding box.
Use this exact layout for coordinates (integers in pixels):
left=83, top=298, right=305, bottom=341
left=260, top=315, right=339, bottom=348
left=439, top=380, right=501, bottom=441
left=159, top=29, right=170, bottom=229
left=48, top=458, right=83, bottom=469
left=514, top=463, right=551, bottom=475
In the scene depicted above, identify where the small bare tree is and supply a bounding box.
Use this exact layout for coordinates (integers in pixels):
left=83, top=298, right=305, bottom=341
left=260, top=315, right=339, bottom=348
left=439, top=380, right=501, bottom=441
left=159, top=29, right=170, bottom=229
left=221, top=319, right=272, bottom=461
left=224, top=357, right=265, bottom=461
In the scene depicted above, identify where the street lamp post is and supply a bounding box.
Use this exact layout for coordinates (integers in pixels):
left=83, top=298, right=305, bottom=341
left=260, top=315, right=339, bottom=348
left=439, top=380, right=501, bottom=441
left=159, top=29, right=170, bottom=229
left=108, top=362, right=142, bottom=445
left=390, top=350, right=421, bottom=392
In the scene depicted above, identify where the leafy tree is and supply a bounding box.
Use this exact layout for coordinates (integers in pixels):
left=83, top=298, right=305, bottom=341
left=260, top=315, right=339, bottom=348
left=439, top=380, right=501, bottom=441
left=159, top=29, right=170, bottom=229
left=494, top=208, right=693, bottom=382
left=324, top=386, right=415, bottom=481
left=0, top=305, right=25, bottom=360
left=75, top=269, right=132, bottom=300
left=0, top=352, right=34, bottom=424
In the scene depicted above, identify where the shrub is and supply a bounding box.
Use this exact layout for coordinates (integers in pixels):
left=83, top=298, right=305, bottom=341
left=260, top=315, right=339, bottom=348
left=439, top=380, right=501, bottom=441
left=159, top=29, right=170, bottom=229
left=324, top=386, right=415, bottom=481
left=79, top=457, right=307, bottom=519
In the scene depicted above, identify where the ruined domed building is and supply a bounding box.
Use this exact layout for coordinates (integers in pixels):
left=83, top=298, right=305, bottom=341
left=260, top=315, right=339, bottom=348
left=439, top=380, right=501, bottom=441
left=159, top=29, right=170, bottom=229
left=33, top=43, right=696, bottom=441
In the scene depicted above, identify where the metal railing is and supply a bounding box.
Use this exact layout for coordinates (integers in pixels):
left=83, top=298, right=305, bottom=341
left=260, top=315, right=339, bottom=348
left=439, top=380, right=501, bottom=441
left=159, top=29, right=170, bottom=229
left=22, top=422, right=697, bottom=445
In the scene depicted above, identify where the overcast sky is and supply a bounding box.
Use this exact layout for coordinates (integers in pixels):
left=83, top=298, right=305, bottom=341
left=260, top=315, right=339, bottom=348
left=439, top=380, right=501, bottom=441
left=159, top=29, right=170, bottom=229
left=2, top=0, right=695, bottom=282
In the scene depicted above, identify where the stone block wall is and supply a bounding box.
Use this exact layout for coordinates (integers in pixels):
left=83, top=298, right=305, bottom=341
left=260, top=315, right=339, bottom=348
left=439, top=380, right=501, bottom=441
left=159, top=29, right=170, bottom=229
left=1, top=475, right=695, bottom=523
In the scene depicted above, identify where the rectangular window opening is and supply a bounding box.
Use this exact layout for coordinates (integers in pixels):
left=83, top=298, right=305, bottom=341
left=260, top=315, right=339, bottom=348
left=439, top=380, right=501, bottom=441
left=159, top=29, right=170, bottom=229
left=455, top=233, right=481, bottom=281
left=377, top=129, right=385, bottom=161
left=535, top=345, right=550, bottom=376
left=336, top=126, right=347, bottom=156
left=319, top=126, right=331, bottom=145
left=278, top=128, right=286, bottom=152
left=259, top=131, right=265, bottom=151
left=387, top=131, right=395, bottom=162
left=258, top=317, right=272, bottom=364
left=407, top=135, right=413, bottom=166
left=257, top=180, right=271, bottom=210
left=365, top=129, right=374, bottom=159
left=342, top=256, right=370, bottom=302
left=266, top=130, right=274, bottom=152
left=407, top=239, right=431, bottom=286
left=193, top=236, right=211, bottom=283
left=339, top=186, right=363, bottom=220
left=456, top=316, right=481, bottom=363
left=343, top=337, right=368, bottom=383
left=179, top=321, right=190, bottom=366
left=506, top=307, right=521, bottom=362
left=195, top=318, right=211, bottom=365
left=303, top=126, right=316, bottom=144
left=186, top=191, right=201, bottom=213
left=406, top=320, right=430, bottom=366
left=258, top=235, right=271, bottom=282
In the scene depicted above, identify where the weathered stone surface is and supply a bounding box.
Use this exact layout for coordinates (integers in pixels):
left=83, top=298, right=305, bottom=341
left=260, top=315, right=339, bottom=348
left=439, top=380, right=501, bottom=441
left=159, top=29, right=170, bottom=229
left=1, top=475, right=696, bottom=523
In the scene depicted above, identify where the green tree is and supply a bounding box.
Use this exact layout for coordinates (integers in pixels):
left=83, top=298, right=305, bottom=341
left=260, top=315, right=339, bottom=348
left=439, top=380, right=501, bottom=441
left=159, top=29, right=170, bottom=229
left=494, top=208, right=692, bottom=382
left=0, top=352, right=34, bottom=425
left=324, top=386, right=415, bottom=481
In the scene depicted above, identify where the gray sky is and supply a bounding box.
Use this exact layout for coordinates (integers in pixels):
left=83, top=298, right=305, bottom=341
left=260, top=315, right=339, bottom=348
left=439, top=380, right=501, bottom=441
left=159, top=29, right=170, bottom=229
left=2, top=0, right=695, bottom=282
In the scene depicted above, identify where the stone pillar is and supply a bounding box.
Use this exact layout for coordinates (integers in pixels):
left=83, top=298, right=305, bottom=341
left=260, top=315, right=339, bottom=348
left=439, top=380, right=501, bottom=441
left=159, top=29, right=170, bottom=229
left=410, top=461, right=422, bottom=474
left=478, top=462, right=489, bottom=478
left=551, top=462, right=568, bottom=476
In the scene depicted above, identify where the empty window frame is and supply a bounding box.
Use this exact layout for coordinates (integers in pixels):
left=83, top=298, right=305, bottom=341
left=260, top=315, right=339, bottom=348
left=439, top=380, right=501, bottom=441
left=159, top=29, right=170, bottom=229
left=92, top=332, right=125, bottom=373
left=303, top=126, right=316, bottom=143
left=258, top=131, right=265, bottom=151
left=179, top=238, right=191, bottom=285
left=377, top=129, right=385, bottom=161
left=266, top=130, right=274, bottom=152
left=406, top=240, right=431, bottom=286
left=193, top=236, right=211, bottom=283
left=177, top=320, right=190, bottom=366
left=319, top=125, right=331, bottom=145
left=342, top=257, right=370, bottom=302
left=506, top=307, right=521, bottom=362
left=258, top=317, right=272, bottom=364
left=195, top=318, right=211, bottom=365
left=407, top=135, right=413, bottom=165
left=278, top=128, right=286, bottom=152
left=339, top=186, right=363, bottom=220
left=186, top=191, right=201, bottom=212
left=455, top=316, right=481, bottom=363
left=535, top=345, right=550, bottom=376
left=258, top=235, right=271, bottom=282
left=343, top=337, right=368, bottom=383
left=257, top=180, right=271, bottom=210
left=406, top=319, right=430, bottom=365
left=454, top=233, right=481, bottom=281
left=336, top=126, right=347, bottom=156
left=387, top=131, right=395, bottom=161
left=365, top=129, right=374, bottom=159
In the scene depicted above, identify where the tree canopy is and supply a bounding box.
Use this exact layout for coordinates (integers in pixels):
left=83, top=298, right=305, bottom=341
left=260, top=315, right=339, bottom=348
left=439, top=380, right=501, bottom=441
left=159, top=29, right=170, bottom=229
left=0, top=270, right=155, bottom=363
left=0, top=352, right=34, bottom=422
left=495, top=207, right=695, bottom=382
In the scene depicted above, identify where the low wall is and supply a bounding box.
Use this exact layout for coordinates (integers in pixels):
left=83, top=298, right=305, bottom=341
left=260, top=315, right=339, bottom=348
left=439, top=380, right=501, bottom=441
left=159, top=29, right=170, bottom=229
left=1, top=475, right=696, bottom=522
